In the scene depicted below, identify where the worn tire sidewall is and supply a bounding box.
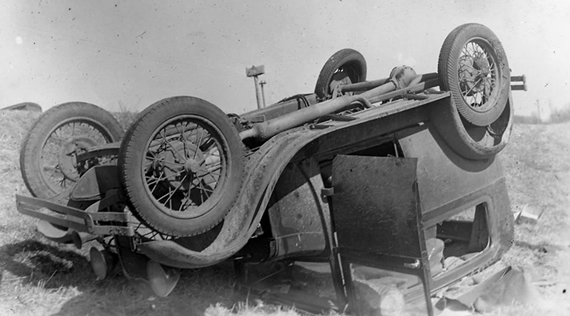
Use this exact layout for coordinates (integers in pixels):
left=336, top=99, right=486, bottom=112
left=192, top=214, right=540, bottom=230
left=315, top=48, right=367, bottom=99
left=429, top=92, right=514, bottom=160
left=119, top=96, right=244, bottom=237
left=438, top=23, right=510, bottom=127
left=20, top=102, right=123, bottom=198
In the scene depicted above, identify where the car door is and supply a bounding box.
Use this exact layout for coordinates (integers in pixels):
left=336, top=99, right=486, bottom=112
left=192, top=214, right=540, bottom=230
left=332, top=154, right=433, bottom=316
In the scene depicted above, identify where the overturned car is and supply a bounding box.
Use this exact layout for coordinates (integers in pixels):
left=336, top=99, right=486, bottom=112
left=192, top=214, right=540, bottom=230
left=16, top=24, right=526, bottom=315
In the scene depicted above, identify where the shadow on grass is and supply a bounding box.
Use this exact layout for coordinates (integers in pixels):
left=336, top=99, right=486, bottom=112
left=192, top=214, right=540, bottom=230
left=0, top=239, right=90, bottom=289
left=50, top=262, right=240, bottom=316
left=0, top=239, right=242, bottom=315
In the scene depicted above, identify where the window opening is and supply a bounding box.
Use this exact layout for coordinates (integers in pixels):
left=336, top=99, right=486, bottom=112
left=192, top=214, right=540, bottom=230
left=427, top=203, right=490, bottom=277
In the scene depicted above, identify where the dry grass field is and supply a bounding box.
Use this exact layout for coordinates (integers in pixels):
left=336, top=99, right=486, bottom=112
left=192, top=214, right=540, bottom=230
left=0, top=109, right=569, bottom=316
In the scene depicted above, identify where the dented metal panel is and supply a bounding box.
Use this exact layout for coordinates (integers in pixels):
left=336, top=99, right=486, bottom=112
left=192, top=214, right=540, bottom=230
left=70, top=165, right=120, bottom=201
left=397, top=122, right=514, bottom=291
left=331, top=155, right=433, bottom=315
left=18, top=93, right=471, bottom=270
left=332, top=155, right=424, bottom=259
left=129, top=94, right=453, bottom=268
left=267, top=158, right=330, bottom=260
left=397, top=123, right=504, bottom=215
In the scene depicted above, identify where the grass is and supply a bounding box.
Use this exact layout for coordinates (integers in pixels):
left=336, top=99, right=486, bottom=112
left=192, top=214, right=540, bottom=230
left=497, top=120, right=570, bottom=314
left=0, top=110, right=243, bottom=316
left=112, top=111, right=139, bottom=132
left=0, top=109, right=569, bottom=315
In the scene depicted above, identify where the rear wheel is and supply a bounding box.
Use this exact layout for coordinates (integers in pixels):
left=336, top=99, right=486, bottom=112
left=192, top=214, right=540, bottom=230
left=20, top=102, right=124, bottom=198
left=119, top=96, right=244, bottom=237
left=315, top=49, right=367, bottom=100
left=438, top=23, right=510, bottom=127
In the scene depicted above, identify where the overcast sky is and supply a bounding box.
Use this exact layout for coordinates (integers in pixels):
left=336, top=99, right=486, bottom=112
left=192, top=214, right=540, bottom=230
left=1, top=0, right=568, bottom=115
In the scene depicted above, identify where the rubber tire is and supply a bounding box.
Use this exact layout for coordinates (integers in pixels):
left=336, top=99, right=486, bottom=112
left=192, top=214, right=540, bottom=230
left=20, top=102, right=124, bottom=199
left=119, top=96, right=244, bottom=237
left=314, top=48, right=367, bottom=100
left=429, top=92, right=514, bottom=160
left=438, top=23, right=510, bottom=127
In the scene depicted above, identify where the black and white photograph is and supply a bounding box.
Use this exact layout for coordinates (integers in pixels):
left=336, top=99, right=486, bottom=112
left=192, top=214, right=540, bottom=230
left=0, top=1, right=568, bottom=315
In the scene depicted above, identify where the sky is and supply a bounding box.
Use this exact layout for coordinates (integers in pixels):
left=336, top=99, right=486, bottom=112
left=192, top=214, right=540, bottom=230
left=1, top=0, right=569, bottom=116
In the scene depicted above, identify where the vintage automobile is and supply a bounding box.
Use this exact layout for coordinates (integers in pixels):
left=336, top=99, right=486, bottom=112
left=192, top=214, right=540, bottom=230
left=16, top=24, right=526, bottom=315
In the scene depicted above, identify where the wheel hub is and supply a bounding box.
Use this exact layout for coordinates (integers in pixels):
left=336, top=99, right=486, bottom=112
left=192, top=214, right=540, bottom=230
left=155, top=141, right=205, bottom=191
left=474, top=56, right=491, bottom=75
left=58, top=136, right=98, bottom=180
left=459, top=54, right=493, bottom=102
left=329, top=71, right=352, bottom=98
left=184, top=158, right=202, bottom=174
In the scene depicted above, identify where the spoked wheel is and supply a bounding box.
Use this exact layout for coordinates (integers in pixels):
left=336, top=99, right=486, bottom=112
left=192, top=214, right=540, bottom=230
left=20, top=102, right=124, bottom=198
left=438, top=23, right=510, bottom=127
left=119, top=96, right=244, bottom=237
left=314, top=48, right=367, bottom=100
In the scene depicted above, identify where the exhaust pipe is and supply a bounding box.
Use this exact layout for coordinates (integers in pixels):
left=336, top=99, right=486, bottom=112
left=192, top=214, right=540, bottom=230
left=239, top=95, right=373, bottom=141
left=240, top=66, right=424, bottom=141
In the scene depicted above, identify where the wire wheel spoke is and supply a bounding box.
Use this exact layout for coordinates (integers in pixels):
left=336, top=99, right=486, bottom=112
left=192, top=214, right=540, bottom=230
left=143, top=116, right=229, bottom=218
left=458, top=40, right=499, bottom=109
left=179, top=195, right=196, bottom=212
left=145, top=169, right=183, bottom=186
left=119, top=97, right=247, bottom=236
left=39, top=120, right=111, bottom=194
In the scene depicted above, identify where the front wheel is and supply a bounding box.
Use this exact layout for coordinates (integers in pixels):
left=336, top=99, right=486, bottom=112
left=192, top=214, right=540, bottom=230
left=438, top=23, right=510, bottom=127
left=119, top=96, right=244, bottom=237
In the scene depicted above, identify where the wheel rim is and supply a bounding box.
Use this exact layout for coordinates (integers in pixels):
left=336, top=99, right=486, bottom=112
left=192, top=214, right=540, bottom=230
left=458, top=38, right=501, bottom=113
left=39, top=119, right=115, bottom=194
left=142, top=115, right=228, bottom=220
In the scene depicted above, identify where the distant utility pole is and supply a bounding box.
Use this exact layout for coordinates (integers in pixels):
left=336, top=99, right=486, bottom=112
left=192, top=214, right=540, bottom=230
left=246, top=65, right=266, bottom=109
